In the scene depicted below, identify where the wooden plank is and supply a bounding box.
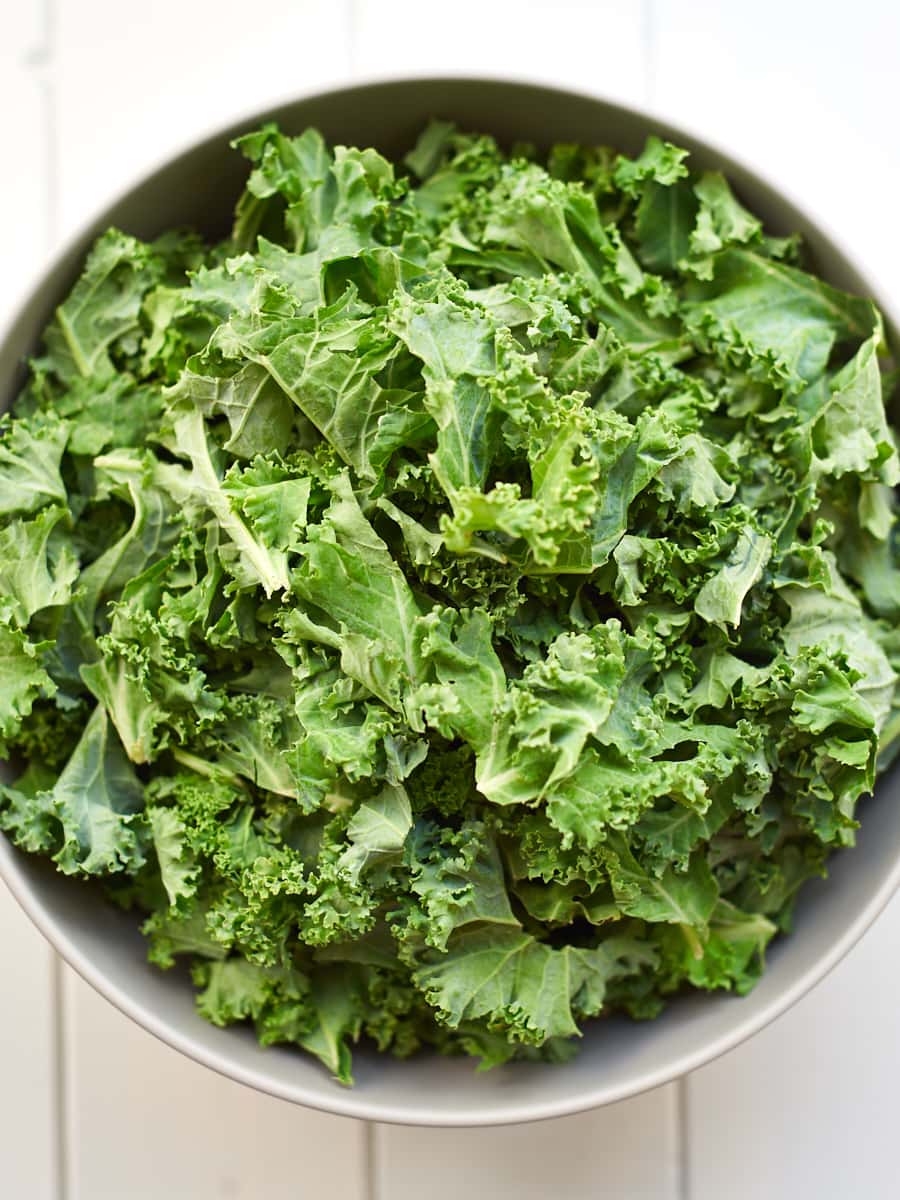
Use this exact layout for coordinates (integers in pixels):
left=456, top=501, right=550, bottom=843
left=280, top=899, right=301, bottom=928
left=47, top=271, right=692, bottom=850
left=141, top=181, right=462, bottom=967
left=649, top=5, right=900, bottom=1197
left=52, top=7, right=369, bottom=1197
left=355, top=4, right=681, bottom=1195
left=356, top=9, right=682, bottom=1198
left=0, top=3, right=50, bottom=323
left=686, top=892, right=900, bottom=1199
left=54, top=0, right=354, bottom=241
left=375, top=1086, right=680, bottom=1200
left=0, top=884, right=59, bottom=1200
left=351, top=0, right=649, bottom=106
left=63, top=969, right=367, bottom=1200
left=0, top=7, right=60, bottom=1199
left=649, top=0, right=900, bottom=285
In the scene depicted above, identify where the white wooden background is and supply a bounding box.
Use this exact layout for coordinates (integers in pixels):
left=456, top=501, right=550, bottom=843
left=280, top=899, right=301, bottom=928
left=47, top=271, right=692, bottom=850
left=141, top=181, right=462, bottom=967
left=2, top=3, right=899, bottom=1196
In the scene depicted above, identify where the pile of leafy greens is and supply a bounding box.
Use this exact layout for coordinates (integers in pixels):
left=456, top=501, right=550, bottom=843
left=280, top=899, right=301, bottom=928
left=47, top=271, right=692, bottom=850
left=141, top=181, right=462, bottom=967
left=1, top=121, right=898, bottom=1084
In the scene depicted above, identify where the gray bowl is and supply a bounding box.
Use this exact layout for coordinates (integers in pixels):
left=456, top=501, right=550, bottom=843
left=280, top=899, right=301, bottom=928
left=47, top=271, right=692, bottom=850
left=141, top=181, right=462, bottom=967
left=1, top=76, right=898, bottom=1127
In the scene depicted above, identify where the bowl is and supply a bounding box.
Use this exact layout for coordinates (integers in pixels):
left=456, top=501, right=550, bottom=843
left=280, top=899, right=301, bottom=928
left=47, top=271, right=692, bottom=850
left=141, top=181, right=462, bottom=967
left=1, top=76, right=898, bottom=1127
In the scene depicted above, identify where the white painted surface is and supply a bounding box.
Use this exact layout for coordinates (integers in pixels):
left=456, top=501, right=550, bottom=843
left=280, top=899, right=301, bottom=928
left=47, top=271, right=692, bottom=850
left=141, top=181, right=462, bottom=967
left=375, top=1088, right=679, bottom=1200
left=62, top=969, right=366, bottom=1200
left=54, top=0, right=353, bottom=241
left=1, top=2, right=898, bottom=1197
left=0, top=5, right=51, bottom=323
left=650, top=0, right=900, bottom=290
left=349, top=0, right=649, bottom=99
left=686, top=896, right=900, bottom=1200
left=0, top=11, right=60, bottom=1198
left=0, top=884, right=58, bottom=1200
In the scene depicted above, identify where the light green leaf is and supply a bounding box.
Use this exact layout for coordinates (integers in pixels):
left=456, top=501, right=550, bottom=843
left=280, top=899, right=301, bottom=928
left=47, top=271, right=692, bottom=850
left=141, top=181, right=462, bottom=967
left=148, top=806, right=198, bottom=907
left=341, top=784, right=412, bottom=881
left=0, top=625, right=55, bottom=744
left=695, top=528, right=773, bottom=627
left=46, top=706, right=145, bottom=876
left=0, top=506, right=80, bottom=627
left=0, top=415, right=68, bottom=516
left=40, top=229, right=163, bottom=383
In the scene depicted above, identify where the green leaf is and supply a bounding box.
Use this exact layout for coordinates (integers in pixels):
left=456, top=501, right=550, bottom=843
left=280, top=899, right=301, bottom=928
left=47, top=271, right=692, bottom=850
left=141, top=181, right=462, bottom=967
left=292, top=475, right=428, bottom=710
left=163, top=408, right=291, bottom=595
left=80, top=654, right=164, bottom=764
left=694, top=527, right=773, bottom=627
left=0, top=415, right=68, bottom=516
left=0, top=506, right=80, bottom=627
left=172, top=361, right=295, bottom=461
left=296, top=965, right=362, bottom=1085
left=223, top=459, right=311, bottom=551
left=412, top=607, right=506, bottom=751
left=39, top=229, right=164, bottom=384
left=634, top=179, right=698, bottom=273
left=389, top=287, right=501, bottom=496
left=148, top=806, right=198, bottom=907
left=404, top=822, right=518, bottom=951
left=688, top=172, right=761, bottom=269
left=341, top=784, right=412, bottom=881
left=413, top=925, right=653, bottom=1044
left=221, top=297, right=427, bottom=482
left=810, top=335, right=899, bottom=483
left=206, top=695, right=302, bottom=798
left=54, top=375, right=164, bottom=457
left=778, top=559, right=896, bottom=729
left=614, top=137, right=690, bottom=196
left=603, top=835, right=719, bottom=936
left=0, top=625, right=55, bottom=746
left=685, top=249, right=878, bottom=390
left=45, top=706, right=145, bottom=876
left=589, top=409, right=681, bottom=567
left=476, top=623, right=658, bottom=807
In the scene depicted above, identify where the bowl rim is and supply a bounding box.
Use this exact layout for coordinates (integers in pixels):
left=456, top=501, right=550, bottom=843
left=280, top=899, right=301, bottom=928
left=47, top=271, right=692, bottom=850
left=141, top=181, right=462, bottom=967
left=2, top=71, right=899, bottom=1127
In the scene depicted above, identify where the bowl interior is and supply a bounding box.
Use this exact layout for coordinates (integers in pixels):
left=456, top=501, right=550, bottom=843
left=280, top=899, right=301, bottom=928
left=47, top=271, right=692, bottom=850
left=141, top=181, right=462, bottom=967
left=1, top=77, right=898, bottom=1126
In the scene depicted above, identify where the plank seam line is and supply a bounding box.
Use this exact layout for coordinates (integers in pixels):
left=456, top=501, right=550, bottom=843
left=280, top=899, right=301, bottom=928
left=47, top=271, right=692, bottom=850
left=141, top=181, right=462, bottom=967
left=22, top=0, right=54, bottom=68
left=365, top=1122, right=379, bottom=1200
left=642, top=0, right=657, bottom=109
left=40, top=1, right=65, bottom=1194
left=346, top=0, right=361, bottom=80
left=677, top=1075, right=690, bottom=1200
left=51, top=958, right=69, bottom=1200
